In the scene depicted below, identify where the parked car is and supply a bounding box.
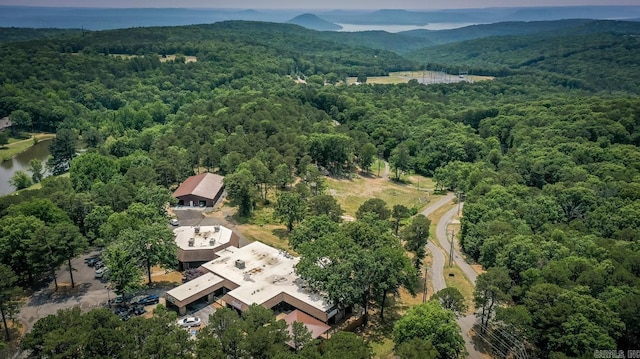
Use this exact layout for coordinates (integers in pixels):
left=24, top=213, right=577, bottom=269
left=124, top=305, right=147, bottom=316
left=94, top=261, right=105, bottom=269
left=109, top=294, right=136, bottom=307
left=86, top=257, right=100, bottom=267
left=169, top=218, right=179, bottom=226
left=137, top=294, right=160, bottom=306
left=85, top=255, right=101, bottom=267
left=177, top=317, right=201, bottom=327
left=95, top=267, right=109, bottom=278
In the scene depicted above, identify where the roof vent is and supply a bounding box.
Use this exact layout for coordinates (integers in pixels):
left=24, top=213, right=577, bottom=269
left=209, top=238, right=215, bottom=246
left=188, top=238, right=195, bottom=247
left=213, top=225, right=220, bottom=233
left=235, top=259, right=245, bottom=269
left=194, top=226, right=200, bottom=234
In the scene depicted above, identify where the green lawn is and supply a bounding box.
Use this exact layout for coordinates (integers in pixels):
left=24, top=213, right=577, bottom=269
left=326, top=175, right=437, bottom=217
left=0, top=133, right=55, bottom=162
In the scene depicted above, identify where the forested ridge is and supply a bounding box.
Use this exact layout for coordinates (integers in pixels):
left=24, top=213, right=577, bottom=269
left=0, top=20, right=639, bottom=358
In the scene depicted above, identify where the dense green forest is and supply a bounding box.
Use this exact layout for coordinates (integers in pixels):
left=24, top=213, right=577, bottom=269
left=1, top=19, right=639, bottom=358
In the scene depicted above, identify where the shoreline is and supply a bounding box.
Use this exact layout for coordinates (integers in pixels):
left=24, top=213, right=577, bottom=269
left=0, top=133, right=55, bottom=163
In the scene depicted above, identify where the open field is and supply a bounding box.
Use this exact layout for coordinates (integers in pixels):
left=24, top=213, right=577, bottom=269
left=107, top=54, right=198, bottom=63
left=0, top=133, right=55, bottom=161
left=347, top=70, right=495, bottom=85
left=159, top=54, right=197, bottom=63
left=326, top=175, right=437, bottom=217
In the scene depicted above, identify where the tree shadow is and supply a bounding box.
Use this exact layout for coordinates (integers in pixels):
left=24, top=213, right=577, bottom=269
left=271, top=228, right=289, bottom=240
left=358, top=295, right=405, bottom=345
left=29, top=282, right=92, bottom=305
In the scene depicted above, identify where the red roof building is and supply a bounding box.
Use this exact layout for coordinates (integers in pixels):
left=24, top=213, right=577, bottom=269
left=284, top=310, right=331, bottom=340
left=173, top=173, right=224, bottom=207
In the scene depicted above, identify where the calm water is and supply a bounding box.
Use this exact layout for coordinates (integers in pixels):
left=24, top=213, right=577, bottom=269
left=336, top=22, right=481, bottom=33
left=0, top=140, right=51, bottom=196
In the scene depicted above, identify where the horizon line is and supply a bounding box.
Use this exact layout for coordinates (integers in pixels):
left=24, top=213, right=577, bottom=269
left=2, top=4, right=639, bottom=10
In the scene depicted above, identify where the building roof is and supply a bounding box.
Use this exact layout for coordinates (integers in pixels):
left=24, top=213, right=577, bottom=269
left=284, top=310, right=331, bottom=339
left=174, top=225, right=234, bottom=252
left=201, top=242, right=333, bottom=315
left=173, top=173, right=224, bottom=200
left=0, top=117, right=11, bottom=130
left=166, top=272, right=224, bottom=302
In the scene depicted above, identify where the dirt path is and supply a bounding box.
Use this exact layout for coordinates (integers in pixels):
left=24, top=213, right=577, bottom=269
left=382, top=160, right=390, bottom=180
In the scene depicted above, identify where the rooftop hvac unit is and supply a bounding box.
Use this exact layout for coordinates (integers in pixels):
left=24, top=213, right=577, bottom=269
left=194, top=226, right=200, bottom=234
left=209, top=238, right=215, bottom=246
left=213, top=225, right=220, bottom=233
left=188, top=238, right=195, bottom=247
left=235, top=259, right=245, bottom=269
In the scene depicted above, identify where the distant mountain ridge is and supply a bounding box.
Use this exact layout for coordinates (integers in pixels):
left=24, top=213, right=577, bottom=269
left=1, top=5, right=640, bottom=30
left=287, top=13, right=342, bottom=31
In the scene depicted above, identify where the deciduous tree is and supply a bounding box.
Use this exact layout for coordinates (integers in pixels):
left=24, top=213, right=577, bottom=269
left=474, top=267, right=512, bottom=333
left=359, top=143, right=377, bottom=174
left=28, top=159, right=44, bottom=183
left=274, top=192, right=306, bottom=231
left=393, top=301, right=465, bottom=359
left=47, top=128, right=77, bottom=175
left=9, top=170, right=32, bottom=190
left=431, top=287, right=467, bottom=317
left=356, top=198, right=390, bottom=221
left=308, top=194, right=343, bottom=222
left=403, top=214, right=430, bottom=269
left=0, top=265, right=21, bottom=340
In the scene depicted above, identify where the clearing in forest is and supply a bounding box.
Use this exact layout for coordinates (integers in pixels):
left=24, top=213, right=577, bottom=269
left=347, top=70, right=494, bottom=85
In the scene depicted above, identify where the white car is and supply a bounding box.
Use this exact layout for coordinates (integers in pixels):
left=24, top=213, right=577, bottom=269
left=95, top=267, right=109, bottom=278
left=177, top=317, right=201, bottom=327
left=169, top=218, right=179, bottom=226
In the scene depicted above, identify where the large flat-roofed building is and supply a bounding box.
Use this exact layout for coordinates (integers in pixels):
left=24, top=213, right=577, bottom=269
left=175, top=225, right=240, bottom=270
left=173, top=173, right=224, bottom=208
left=166, top=241, right=337, bottom=324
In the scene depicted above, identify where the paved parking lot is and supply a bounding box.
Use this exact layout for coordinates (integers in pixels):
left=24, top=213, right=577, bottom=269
left=17, top=250, right=167, bottom=333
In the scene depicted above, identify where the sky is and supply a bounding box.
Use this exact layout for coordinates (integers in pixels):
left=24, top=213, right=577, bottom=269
left=1, top=0, right=639, bottom=9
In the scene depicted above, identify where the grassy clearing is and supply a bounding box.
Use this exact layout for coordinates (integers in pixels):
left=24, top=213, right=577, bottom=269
left=347, top=71, right=495, bottom=85
left=0, top=133, right=55, bottom=161
left=159, top=54, right=197, bottom=63
left=108, top=54, right=198, bottom=63
left=326, top=175, right=435, bottom=217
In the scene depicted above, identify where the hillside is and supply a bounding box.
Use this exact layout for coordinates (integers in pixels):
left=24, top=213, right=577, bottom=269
left=399, top=19, right=592, bottom=45
left=406, top=20, right=640, bottom=92
left=319, top=6, right=640, bottom=25
left=0, top=27, right=83, bottom=43
left=287, top=13, right=342, bottom=31
left=0, top=18, right=639, bottom=359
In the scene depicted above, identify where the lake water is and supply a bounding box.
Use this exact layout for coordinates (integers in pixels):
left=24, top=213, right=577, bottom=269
left=336, top=22, right=481, bottom=33
left=0, top=140, right=51, bottom=196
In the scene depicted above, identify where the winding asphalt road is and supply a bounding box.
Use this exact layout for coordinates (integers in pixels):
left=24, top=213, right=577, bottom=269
left=435, top=203, right=477, bottom=285
left=421, top=194, right=455, bottom=294
left=421, top=195, right=483, bottom=359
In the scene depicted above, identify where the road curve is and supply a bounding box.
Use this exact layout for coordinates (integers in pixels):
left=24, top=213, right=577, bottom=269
left=435, top=203, right=477, bottom=285
left=426, top=242, right=447, bottom=293
left=420, top=193, right=455, bottom=295
left=431, top=200, right=483, bottom=358
left=421, top=193, right=455, bottom=218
